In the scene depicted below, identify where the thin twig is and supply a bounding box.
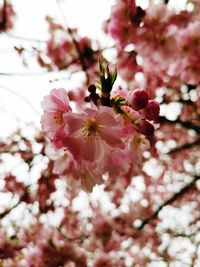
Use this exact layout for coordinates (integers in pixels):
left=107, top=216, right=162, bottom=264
left=56, top=0, right=90, bottom=85
left=191, top=242, right=200, bottom=267
left=0, top=71, right=57, bottom=76
left=0, top=83, right=40, bottom=115
left=174, top=227, right=200, bottom=238
left=136, top=175, right=200, bottom=230
left=5, top=32, right=47, bottom=43
left=0, top=58, right=80, bottom=77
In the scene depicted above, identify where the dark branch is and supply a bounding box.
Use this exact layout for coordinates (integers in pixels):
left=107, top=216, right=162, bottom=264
left=167, top=138, right=200, bottom=154
left=174, top=227, right=200, bottom=238
left=0, top=0, right=6, bottom=31
left=6, top=32, right=46, bottom=43
left=0, top=187, right=29, bottom=219
left=56, top=0, right=90, bottom=85
left=159, top=116, right=200, bottom=134
left=136, top=176, right=200, bottom=230
left=67, top=27, right=90, bottom=84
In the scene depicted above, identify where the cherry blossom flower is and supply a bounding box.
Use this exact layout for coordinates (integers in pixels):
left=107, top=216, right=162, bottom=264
left=62, top=106, right=124, bottom=162
left=41, top=88, right=71, bottom=148
left=46, top=37, right=77, bottom=69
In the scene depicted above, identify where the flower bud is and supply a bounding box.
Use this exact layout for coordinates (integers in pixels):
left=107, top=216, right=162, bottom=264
left=134, top=119, right=154, bottom=136
left=130, top=89, right=149, bottom=110
left=84, top=96, right=91, bottom=102
left=140, top=100, right=160, bottom=121
left=88, top=84, right=96, bottom=93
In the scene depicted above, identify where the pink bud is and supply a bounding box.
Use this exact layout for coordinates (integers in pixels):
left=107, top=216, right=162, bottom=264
left=130, top=89, right=149, bottom=110
left=134, top=119, right=154, bottom=136
left=140, top=100, right=160, bottom=121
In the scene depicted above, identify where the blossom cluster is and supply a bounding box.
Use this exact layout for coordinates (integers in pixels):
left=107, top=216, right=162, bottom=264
left=1, top=0, right=200, bottom=266
left=41, top=66, right=160, bottom=191
left=37, top=17, right=101, bottom=78
left=107, top=0, right=200, bottom=92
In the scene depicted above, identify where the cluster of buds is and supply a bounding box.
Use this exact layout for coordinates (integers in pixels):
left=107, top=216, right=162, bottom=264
left=128, top=89, right=160, bottom=135
left=83, top=65, right=160, bottom=137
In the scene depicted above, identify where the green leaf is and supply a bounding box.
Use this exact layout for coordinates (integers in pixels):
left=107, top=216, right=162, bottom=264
left=111, top=68, right=117, bottom=85
left=98, top=62, right=118, bottom=94
left=113, top=95, right=127, bottom=106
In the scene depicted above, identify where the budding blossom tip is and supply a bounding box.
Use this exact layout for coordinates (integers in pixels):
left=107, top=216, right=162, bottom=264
left=140, top=100, right=160, bottom=121
left=130, top=89, right=149, bottom=111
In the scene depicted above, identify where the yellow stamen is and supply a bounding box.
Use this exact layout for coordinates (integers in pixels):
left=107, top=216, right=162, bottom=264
left=54, top=110, right=64, bottom=125
left=82, top=120, right=101, bottom=139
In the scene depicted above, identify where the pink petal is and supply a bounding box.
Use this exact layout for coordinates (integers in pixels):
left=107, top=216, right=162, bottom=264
left=41, top=88, right=71, bottom=112
left=64, top=113, right=85, bottom=134
left=63, top=134, right=103, bottom=162
left=80, top=138, right=99, bottom=162
left=41, top=95, right=58, bottom=111
left=62, top=137, right=80, bottom=158
left=97, top=107, right=117, bottom=126
left=53, top=154, right=69, bottom=174
left=41, top=112, right=58, bottom=132
left=99, top=126, right=124, bottom=148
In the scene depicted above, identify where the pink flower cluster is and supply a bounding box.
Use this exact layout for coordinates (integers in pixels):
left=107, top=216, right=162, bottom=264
left=107, top=0, right=200, bottom=90
left=41, top=85, right=159, bottom=192
left=37, top=18, right=100, bottom=75
left=107, top=0, right=144, bottom=48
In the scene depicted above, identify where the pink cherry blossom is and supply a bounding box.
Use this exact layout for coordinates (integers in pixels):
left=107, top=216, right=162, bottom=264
left=46, top=37, right=77, bottom=70
left=107, top=0, right=137, bottom=48
left=41, top=88, right=71, bottom=148
left=2, top=0, right=200, bottom=264
left=62, top=106, right=124, bottom=162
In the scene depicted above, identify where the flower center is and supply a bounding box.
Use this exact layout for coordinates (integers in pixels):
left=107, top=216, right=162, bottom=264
left=54, top=110, right=64, bottom=125
left=82, top=120, right=101, bottom=139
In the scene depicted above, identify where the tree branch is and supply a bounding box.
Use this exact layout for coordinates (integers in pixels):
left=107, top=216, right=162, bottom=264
left=0, top=187, right=29, bottom=220
left=174, top=227, right=200, bottom=238
left=56, top=0, right=90, bottom=85
left=159, top=116, right=200, bottom=134
left=136, top=175, right=200, bottom=230
left=0, top=58, right=80, bottom=76
left=0, top=83, right=40, bottom=115
left=167, top=138, right=200, bottom=154
left=5, top=32, right=46, bottom=43
left=0, top=0, right=7, bottom=31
